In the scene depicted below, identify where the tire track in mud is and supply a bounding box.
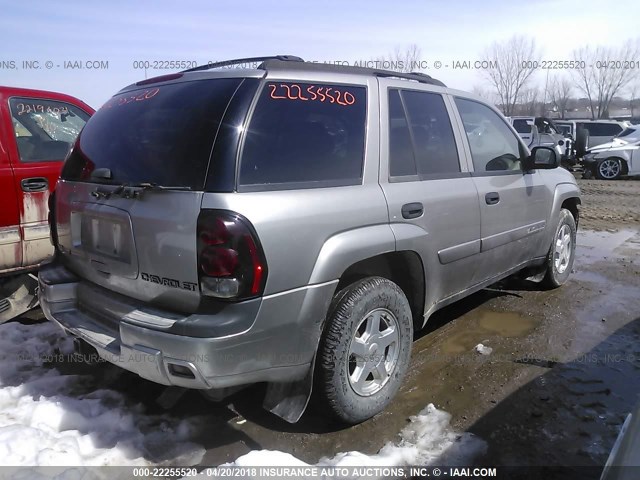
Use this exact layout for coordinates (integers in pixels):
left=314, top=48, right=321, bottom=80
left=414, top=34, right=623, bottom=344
left=577, top=179, right=640, bottom=230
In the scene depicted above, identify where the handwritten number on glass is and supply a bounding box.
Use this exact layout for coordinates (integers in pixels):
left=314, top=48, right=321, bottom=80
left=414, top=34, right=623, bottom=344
left=268, top=84, right=356, bottom=106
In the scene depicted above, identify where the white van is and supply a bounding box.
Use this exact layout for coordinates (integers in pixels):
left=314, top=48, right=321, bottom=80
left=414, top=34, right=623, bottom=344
left=576, top=120, right=630, bottom=149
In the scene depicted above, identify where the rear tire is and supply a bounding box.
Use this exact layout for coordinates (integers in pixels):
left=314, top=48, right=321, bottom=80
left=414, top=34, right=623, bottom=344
left=316, top=277, right=413, bottom=424
left=542, top=209, right=577, bottom=289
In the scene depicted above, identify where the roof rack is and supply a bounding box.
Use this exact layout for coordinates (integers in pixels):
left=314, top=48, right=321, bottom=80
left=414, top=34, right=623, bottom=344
left=259, top=59, right=446, bottom=87
left=182, top=55, right=303, bottom=73
left=182, top=55, right=446, bottom=87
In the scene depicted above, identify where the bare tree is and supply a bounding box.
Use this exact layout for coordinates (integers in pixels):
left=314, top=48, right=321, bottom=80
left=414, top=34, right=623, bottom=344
left=479, top=36, right=541, bottom=116
left=628, top=80, right=640, bottom=118
left=375, top=44, right=422, bottom=73
left=549, top=75, right=573, bottom=119
left=518, top=87, right=541, bottom=116
left=471, top=84, right=496, bottom=102
left=570, top=39, right=640, bottom=119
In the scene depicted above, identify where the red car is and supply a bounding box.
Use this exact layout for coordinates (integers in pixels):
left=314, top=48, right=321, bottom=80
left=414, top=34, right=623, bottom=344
left=0, top=86, right=94, bottom=322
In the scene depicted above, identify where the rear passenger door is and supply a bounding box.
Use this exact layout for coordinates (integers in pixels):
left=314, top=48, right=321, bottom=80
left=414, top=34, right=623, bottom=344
left=5, top=97, right=90, bottom=267
left=451, top=97, right=552, bottom=284
left=378, top=80, right=481, bottom=310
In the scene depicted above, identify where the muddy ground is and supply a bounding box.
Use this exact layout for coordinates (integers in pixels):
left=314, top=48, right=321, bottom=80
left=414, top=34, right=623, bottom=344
left=17, top=177, right=640, bottom=477
left=577, top=176, right=640, bottom=230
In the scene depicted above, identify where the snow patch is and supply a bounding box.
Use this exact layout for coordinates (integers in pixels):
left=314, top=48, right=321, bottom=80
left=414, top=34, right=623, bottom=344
left=220, top=404, right=486, bottom=477
left=0, top=321, right=205, bottom=468
left=474, top=343, right=493, bottom=355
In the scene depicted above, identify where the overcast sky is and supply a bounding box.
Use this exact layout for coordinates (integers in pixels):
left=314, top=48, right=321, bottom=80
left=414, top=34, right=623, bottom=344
left=1, top=0, right=637, bottom=108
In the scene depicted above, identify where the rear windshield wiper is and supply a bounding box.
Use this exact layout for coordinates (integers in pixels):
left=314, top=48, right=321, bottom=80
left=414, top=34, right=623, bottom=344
left=91, top=182, right=191, bottom=199
left=129, top=182, right=192, bottom=191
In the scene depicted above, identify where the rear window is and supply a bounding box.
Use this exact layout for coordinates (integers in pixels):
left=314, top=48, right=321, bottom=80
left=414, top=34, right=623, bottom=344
left=617, top=127, right=639, bottom=138
left=61, top=78, right=243, bottom=190
left=238, top=81, right=366, bottom=189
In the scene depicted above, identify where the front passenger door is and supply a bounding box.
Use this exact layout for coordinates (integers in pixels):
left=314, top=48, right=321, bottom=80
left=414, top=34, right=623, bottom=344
left=452, top=98, right=552, bottom=284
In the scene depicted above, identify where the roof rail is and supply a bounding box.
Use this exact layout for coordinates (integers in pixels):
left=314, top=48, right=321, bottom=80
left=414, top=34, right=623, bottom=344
left=373, top=70, right=446, bottom=87
left=258, top=59, right=446, bottom=87
left=182, top=55, right=304, bottom=73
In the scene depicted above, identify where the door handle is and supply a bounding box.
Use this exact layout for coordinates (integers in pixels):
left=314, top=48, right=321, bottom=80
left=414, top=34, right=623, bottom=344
left=485, top=192, right=500, bottom=205
left=401, top=202, right=424, bottom=219
left=21, top=177, right=49, bottom=192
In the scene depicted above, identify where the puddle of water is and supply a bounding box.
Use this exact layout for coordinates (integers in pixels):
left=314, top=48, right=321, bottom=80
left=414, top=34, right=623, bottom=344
left=477, top=311, right=538, bottom=337
left=576, top=228, right=640, bottom=266
left=441, top=311, right=538, bottom=354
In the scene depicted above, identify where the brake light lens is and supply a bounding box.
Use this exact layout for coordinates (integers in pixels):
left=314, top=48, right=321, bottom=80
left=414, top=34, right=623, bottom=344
left=197, top=211, right=267, bottom=300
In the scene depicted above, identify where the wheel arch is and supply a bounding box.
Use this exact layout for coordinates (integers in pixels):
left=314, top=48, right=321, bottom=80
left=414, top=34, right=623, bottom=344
left=544, top=184, right=581, bottom=256
left=334, top=251, right=426, bottom=333
left=607, top=156, right=629, bottom=175
left=561, top=196, right=581, bottom=229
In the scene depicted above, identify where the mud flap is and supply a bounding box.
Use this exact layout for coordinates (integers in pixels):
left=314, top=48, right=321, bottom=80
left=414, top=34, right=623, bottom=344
left=525, top=267, right=547, bottom=283
left=263, top=361, right=314, bottom=423
left=0, top=274, right=39, bottom=324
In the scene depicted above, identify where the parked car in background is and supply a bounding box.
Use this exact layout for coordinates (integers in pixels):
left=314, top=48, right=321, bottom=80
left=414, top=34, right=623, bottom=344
left=576, top=120, right=630, bottom=149
left=39, top=56, right=580, bottom=425
left=582, top=126, right=640, bottom=179
left=554, top=120, right=576, bottom=138
left=508, top=116, right=580, bottom=168
left=0, top=86, right=93, bottom=323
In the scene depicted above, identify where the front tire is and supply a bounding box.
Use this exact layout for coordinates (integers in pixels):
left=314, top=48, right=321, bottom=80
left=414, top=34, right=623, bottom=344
left=542, top=208, right=577, bottom=288
left=316, top=277, right=413, bottom=424
left=582, top=167, right=594, bottom=179
left=596, top=158, right=623, bottom=180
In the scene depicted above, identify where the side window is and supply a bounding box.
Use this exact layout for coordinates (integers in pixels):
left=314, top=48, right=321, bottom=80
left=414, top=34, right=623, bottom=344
left=602, top=124, right=622, bottom=136
left=512, top=119, right=531, bottom=134
left=584, top=123, right=621, bottom=137
left=9, top=98, right=90, bottom=163
left=402, top=90, right=460, bottom=176
left=586, top=123, right=604, bottom=136
left=454, top=98, right=524, bottom=172
left=388, top=90, right=416, bottom=176
left=239, top=82, right=366, bottom=188
left=388, top=89, right=460, bottom=179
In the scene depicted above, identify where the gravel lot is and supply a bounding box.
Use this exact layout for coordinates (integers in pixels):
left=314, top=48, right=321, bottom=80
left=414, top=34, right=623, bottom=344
left=577, top=177, right=640, bottom=230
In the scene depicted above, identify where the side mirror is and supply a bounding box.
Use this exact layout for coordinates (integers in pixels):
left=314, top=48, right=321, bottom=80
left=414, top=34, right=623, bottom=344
left=525, top=146, right=559, bottom=170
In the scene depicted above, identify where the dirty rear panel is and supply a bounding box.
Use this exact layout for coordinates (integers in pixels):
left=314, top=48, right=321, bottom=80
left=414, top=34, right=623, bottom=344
left=55, top=183, right=204, bottom=311
left=56, top=76, right=258, bottom=313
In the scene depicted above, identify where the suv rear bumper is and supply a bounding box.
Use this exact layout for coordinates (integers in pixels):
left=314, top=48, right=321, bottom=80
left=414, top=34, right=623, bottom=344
left=39, top=262, right=336, bottom=390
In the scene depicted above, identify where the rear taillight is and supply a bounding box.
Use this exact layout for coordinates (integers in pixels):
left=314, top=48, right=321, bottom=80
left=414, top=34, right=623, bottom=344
left=197, top=210, right=267, bottom=300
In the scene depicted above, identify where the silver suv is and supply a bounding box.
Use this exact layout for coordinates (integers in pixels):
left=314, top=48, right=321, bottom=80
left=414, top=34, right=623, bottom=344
left=39, top=56, right=581, bottom=425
